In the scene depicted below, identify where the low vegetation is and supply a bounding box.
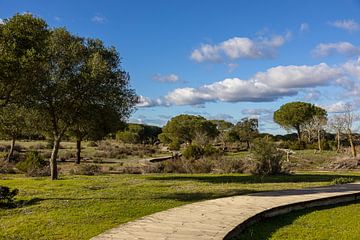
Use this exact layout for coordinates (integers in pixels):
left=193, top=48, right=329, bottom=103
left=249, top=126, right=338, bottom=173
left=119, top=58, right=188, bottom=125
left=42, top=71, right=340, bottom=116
left=234, top=200, right=360, bottom=240
left=1, top=172, right=359, bottom=240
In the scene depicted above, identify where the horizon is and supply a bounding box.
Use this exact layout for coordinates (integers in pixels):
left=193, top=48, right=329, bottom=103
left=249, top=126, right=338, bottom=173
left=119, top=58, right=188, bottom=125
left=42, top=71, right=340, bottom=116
left=2, top=0, right=360, bottom=134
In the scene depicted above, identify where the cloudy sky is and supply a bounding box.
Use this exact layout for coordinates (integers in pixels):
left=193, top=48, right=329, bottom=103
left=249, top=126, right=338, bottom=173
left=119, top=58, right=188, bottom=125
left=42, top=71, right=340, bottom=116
left=2, top=0, right=360, bottom=134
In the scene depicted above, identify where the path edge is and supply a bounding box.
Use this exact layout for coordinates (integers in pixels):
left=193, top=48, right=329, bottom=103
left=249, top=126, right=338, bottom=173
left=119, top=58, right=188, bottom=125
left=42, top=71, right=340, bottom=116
left=223, top=189, right=360, bottom=239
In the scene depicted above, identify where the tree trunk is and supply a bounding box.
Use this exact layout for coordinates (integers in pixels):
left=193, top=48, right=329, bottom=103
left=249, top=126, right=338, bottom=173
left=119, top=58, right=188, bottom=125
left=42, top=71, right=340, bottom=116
left=246, top=140, right=250, bottom=150
left=6, top=137, right=16, bottom=161
left=317, top=129, right=322, bottom=152
left=348, top=131, right=356, bottom=158
left=336, top=130, right=341, bottom=153
left=296, top=125, right=301, bottom=142
left=50, top=136, right=61, bottom=180
left=76, top=139, right=81, bottom=164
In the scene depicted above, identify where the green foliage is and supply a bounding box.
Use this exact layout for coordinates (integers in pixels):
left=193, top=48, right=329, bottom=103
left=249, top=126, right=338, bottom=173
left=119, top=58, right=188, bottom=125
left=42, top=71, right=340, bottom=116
left=0, top=186, right=18, bottom=206
left=0, top=13, right=48, bottom=107
left=160, top=115, right=218, bottom=147
left=251, top=138, right=284, bottom=175
left=16, top=151, right=47, bottom=173
left=234, top=118, right=259, bottom=148
left=331, top=177, right=354, bottom=185
left=116, top=123, right=161, bottom=144
left=274, top=102, right=327, bottom=139
left=182, top=144, right=205, bottom=160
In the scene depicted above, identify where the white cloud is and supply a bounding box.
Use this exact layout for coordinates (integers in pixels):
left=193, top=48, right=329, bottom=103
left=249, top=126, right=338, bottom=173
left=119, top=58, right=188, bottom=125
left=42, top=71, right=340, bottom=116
left=241, top=108, right=272, bottom=116
left=152, top=74, right=180, bottom=83
left=136, top=95, right=164, bottom=107
left=92, top=14, right=107, bottom=24
left=300, top=23, right=309, bottom=32
left=313, top=42, right=360, bottom=57
left=54, top=16, right=61, bottom=22
left=190, top=34, right=288, bottom=63
left=303, top=89, right=321, bottom=101
left=163, top=63, right=340, bottom=106
left=227, top=63, right=239, bottom=73
left=323, top=101, right=349, bottom=113
left=329, top=19, right=360, bottom=32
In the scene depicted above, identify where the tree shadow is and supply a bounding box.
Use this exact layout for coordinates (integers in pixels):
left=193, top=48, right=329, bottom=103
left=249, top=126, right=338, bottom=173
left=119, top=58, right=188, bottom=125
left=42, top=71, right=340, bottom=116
left=1, top=197, right=43, bottom=209
left=157, top=189, right=256, bottom=202
left=148, top=174, right=360, bottom=184
left=233, top=199, right=360, bottom=240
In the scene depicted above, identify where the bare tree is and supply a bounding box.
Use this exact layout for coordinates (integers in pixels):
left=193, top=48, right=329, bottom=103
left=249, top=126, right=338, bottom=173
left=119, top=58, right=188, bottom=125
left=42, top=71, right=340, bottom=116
left=328, top=115, right=346, bottom=153
left=342, top=104, right=357, bottom=157
left=301, top=115, right=327, bottom=152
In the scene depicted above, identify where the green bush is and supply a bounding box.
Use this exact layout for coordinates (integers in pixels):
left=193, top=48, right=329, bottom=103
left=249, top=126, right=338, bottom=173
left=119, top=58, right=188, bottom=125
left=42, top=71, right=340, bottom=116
left=182, top=144, right=204, bottom=160
left=203, top=145, right=220, bottom=156
left=0, top=186, right=18, bottom=207
left=251, top=137, right=284, bottom=175
left=16, top=151, right=47, bottom=173
left=331, top=177, right=354, bottom=185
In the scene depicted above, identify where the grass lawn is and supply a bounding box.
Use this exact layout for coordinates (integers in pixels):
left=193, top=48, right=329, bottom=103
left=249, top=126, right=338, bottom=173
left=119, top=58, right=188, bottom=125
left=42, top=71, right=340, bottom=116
left=0, top=172, right=359, bottom=240
left=235, top=199, right=360, bottom=240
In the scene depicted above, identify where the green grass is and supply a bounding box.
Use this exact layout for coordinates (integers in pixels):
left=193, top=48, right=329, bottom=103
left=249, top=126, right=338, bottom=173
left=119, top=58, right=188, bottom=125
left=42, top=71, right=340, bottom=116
left=235, top=200, right=360, bottom=240
left=1, top=172, right=360, bottom=240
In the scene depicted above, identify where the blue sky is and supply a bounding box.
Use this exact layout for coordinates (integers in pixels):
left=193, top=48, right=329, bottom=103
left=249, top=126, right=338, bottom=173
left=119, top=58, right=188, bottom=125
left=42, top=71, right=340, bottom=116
left=2, top=0, right=360, bottom=134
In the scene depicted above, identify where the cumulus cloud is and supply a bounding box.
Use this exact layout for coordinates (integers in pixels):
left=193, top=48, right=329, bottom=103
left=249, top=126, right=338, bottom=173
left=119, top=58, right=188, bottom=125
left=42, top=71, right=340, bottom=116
left=323, top=101, right=349, bottom=113
left=92, top=14, right=107, bottom=24
left=162, top=63, right=340, bottom=106
left=329, top=19, right=360, bottom=32
left=136, top=95, right=164, bottom=107
left=303, top=89, right=321, bottom=101
left=152, top=73, right=180, bottom=83
left=138, top=63, right=348, bottom=108
left=190, top=34, right=289, bottom=63
left=313, top=42, right=360, bottom=57
left=300, top=23, right=309, bottom=32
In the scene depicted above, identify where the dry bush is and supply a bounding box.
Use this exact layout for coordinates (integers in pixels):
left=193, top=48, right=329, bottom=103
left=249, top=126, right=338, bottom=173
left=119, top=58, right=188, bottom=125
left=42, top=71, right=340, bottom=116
left=0, top=160, right=16, bottom=174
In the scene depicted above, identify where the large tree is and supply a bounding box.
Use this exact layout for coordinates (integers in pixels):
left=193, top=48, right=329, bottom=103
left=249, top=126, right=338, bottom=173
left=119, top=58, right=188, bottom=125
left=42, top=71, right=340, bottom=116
left=273, top=102, right=327, bottom=141
left=32, top=28, right=137, bottom=179
left=159, top=115, right=218, bottom=149
left=68, top=105, right=125, bottom=164
left=0, top=13, right=48, bottom=107
left=234, top=118, right=259, bottom=150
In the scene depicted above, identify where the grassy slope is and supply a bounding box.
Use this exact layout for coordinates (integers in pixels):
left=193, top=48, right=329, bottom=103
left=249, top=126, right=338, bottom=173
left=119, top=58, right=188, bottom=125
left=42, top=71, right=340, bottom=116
left=235, top=200, right=360, bottom=240
left=1, top=172, right=360, bottom=240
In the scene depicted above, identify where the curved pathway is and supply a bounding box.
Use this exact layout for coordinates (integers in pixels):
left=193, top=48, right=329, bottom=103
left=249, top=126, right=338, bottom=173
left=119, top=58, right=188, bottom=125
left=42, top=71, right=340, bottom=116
left=91, top=182, right=360, bottom=240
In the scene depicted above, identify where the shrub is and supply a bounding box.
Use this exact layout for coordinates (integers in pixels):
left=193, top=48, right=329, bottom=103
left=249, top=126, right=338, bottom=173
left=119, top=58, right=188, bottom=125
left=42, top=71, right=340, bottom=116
left=182, top=144, right=204, bottom=160
left=26, top=166, right=50, bottom=177
left=71, top=164, right=102, bottom=175
left=251, top=137, right=284, bottom=175
left=289, top=140, right=306, bottom=150
left=0, top=160, right=16, bottom=174
left=203, top=145, right=220, bottom=157
left=87, top=141, right=98, bottom=147
left=0, top=186, right=18, bottom=207
left=169, top=141, right=180, bottom=151
left=331, top=177, right=354, bottom=185
left=16, top=151, right=47, bottom=173
left=215, top=158, right=245, bottom=173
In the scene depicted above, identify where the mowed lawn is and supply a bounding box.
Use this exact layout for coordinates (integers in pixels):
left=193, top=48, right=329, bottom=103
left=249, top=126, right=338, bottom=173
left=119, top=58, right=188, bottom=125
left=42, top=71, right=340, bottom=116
left=235, top=200, right=360, bottom=240
left=0, top=172, right=359, bottom=240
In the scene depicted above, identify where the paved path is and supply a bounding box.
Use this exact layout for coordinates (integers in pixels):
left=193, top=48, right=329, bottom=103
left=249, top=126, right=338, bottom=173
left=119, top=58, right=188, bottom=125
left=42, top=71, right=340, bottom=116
left=91, top=182, right=360, bottom=240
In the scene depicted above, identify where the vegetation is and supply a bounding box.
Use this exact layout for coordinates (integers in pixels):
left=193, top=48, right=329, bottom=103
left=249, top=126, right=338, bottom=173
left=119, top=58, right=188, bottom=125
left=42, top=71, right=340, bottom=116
left=274, top=102, right=327, bottom=141
left=234, top=200, right=360, bottom=240
left=1, top=172, right=359, bottom=240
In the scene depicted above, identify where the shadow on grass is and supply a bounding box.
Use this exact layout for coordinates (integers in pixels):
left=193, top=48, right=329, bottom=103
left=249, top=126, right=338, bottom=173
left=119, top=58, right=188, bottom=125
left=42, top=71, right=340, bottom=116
left=157, top=189, right=256, bottom=202
left=148, top=174, right=360, bottom=184
left=233, top=199, right=360, bottom=240
left=0, top=197, right=43, bottom=209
